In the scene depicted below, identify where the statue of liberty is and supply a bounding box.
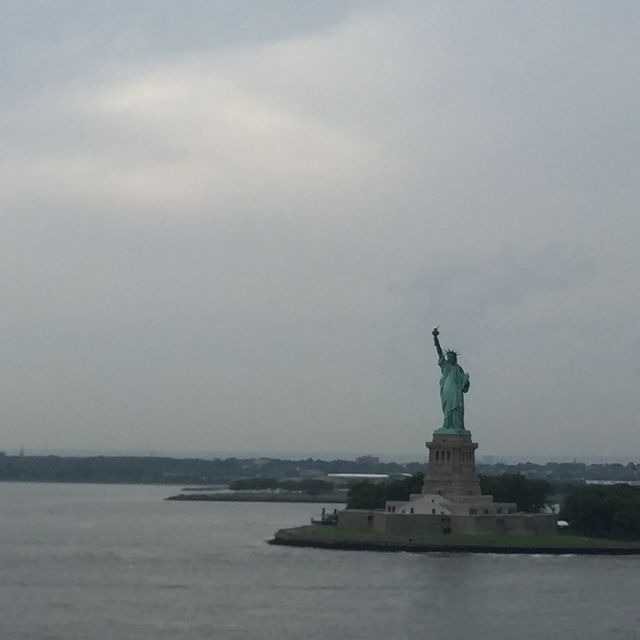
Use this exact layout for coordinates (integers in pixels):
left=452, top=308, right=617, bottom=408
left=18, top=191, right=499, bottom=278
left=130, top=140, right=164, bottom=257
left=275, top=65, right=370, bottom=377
left=432, top=327, right=470, bottom=434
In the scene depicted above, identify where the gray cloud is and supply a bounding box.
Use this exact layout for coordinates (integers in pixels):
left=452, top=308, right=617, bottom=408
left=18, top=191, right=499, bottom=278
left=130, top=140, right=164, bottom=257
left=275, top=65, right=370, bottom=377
left=1, top=1, right=639, bottom=460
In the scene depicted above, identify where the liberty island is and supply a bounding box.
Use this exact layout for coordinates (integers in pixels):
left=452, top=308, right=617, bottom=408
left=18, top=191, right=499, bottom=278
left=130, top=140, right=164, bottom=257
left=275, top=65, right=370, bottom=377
left=270, top=327, right=640, bottom=555
left=268, top=327, right=640, bottom=552
left=334, top=326, right=557, bottom=537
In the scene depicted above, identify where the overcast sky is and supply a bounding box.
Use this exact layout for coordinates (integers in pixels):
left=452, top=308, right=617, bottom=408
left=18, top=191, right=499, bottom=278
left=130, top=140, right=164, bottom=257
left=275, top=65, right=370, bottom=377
left=1, top=1, right=639, bottom=461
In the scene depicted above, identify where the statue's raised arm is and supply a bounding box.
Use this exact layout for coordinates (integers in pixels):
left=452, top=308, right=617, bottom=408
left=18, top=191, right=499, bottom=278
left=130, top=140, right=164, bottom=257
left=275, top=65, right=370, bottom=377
left=432, top=326, right=444, bottom=361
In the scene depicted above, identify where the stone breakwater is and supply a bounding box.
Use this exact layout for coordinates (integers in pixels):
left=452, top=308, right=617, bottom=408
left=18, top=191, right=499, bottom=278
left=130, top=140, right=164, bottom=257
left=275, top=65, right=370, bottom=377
left=166, top=492, right=345, bottom=503
left=269, top=526, right=640, bottom=555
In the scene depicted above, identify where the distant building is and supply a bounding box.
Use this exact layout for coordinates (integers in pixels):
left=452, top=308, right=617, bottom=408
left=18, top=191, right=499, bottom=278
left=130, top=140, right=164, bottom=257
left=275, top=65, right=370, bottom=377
left=328, top=473, right=391, bottom=483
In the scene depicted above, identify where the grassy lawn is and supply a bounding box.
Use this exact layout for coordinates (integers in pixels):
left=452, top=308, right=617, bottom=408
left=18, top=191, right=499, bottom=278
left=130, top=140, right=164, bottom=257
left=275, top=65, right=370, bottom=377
left=285, top=525, right=640, bottom=548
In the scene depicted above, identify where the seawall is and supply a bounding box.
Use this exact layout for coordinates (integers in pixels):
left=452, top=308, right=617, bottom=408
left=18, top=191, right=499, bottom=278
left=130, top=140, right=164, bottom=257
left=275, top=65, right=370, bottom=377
left=269, top=526, right=640, bottom=555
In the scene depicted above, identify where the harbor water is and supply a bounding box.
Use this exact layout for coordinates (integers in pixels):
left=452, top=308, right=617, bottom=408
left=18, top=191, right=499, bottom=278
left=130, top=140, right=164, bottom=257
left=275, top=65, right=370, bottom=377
left=0, top=483, right=638, bottom=640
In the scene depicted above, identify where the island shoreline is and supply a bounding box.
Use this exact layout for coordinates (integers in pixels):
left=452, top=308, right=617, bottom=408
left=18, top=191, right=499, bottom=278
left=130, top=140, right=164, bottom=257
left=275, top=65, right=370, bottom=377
left=269, top=526, right=640, bottom=555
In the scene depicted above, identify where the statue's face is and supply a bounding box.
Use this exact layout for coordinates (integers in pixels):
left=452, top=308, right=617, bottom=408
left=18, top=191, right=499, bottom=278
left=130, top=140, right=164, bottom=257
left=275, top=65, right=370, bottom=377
left=446, top=352, right=457, bottom=363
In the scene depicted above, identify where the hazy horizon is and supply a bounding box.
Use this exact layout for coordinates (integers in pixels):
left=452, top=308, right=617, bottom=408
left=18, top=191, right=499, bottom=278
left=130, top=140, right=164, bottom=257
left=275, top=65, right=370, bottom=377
left=5, top=446, right=638, bottom=467
left=2, top=1, right=639, bottom=460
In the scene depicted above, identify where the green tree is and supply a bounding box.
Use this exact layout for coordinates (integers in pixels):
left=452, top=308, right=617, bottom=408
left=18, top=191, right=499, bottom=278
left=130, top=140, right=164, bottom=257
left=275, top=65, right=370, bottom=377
left=479, top=473, right=551, bottom=512
left=561, top=484, right=640, bottom=539
left=347, top=473, right=424, bottom=509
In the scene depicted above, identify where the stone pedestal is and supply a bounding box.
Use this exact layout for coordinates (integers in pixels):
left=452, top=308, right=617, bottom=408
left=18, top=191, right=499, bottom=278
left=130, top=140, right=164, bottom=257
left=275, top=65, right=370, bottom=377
left=422, top=432, right=481, bottom=497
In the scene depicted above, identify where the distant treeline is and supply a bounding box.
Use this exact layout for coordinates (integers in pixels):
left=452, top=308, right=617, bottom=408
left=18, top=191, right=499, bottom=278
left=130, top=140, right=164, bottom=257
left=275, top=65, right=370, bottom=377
left=0, top=454, right=422, bottom=484
left=0, top=453, right=637, bottom=487
left=477, top=461, right=639, bottom=485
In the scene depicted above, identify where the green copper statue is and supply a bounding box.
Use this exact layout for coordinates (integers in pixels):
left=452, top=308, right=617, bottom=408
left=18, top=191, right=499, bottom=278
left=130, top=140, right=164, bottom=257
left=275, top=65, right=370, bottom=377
left=432, top=326, right=470, bottom=434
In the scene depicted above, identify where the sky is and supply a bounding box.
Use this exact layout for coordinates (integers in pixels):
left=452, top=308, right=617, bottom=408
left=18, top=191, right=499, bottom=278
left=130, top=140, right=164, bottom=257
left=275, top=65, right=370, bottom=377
left=1, top=1, right=639, bottom=461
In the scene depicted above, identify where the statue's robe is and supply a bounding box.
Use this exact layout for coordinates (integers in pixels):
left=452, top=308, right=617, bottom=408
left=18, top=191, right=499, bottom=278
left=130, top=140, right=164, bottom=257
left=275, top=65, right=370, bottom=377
left=438, top=357, right=470, bottom=432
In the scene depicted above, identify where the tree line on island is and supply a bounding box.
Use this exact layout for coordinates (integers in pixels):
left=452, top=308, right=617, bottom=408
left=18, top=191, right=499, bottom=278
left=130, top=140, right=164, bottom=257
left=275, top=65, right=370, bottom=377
left=561, top=484, right=640, bottom=540
left=346, top=473, right=550, bottom=513
left=347, top=472, right=640, bottom=540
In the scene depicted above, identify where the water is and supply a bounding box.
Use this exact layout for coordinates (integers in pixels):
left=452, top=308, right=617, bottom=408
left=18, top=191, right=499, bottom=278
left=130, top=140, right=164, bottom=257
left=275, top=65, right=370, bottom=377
left=0, top=483, right=638, bottom=639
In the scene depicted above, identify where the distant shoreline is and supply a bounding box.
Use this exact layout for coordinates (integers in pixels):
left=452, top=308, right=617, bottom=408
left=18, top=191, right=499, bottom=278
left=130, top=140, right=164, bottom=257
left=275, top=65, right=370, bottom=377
left=269, top=526, right=640, bottom=555
left=0, top=453, right=637, bottom=487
